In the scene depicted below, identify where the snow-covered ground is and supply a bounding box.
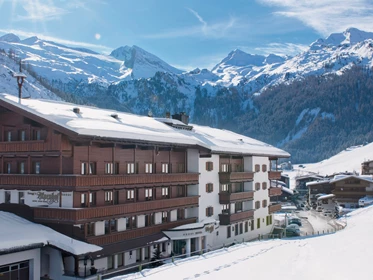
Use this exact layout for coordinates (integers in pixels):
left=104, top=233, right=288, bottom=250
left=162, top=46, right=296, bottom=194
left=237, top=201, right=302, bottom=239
left=109, top=206, right=372, bottom=280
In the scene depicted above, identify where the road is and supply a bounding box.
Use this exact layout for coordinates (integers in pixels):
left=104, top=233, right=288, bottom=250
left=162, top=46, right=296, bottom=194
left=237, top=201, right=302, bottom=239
left=296, top=210, right=337, bottom=236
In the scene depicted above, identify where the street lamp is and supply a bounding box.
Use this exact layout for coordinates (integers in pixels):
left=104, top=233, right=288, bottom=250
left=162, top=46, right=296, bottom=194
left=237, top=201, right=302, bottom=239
left=13, top=60, right=27, bottom=99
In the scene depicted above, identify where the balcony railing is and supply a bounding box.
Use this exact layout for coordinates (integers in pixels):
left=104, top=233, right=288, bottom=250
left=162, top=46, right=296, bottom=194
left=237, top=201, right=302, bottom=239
left=219, top=172, right=254, bottom=183
left=268, top=171, right=282, bottom=180
left=268, top=203, right=281, bottom=214
left=33, top=196, right=199, bottom=222
left=86, top=218, right=197, bottom=245
left=268, top=188, right=282, bottom=197
left=0, top=140, right=45, bottom=152
left=0, top=173, right=199, bottom=190
left=218, top=209, right=254, bottom=225
left=219, top=191, right=254, bottom=204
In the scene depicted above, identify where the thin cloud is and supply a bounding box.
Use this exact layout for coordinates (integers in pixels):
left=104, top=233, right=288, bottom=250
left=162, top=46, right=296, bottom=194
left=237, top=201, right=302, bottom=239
left=16, top=0, right=68, bottom=21
left=258, top=0, right=373, bottom=35
left=0, top=29, right=113, bottom=54
left=144, top=8, right=243, bottom=39
left=254, top=43, right=309, bottom=56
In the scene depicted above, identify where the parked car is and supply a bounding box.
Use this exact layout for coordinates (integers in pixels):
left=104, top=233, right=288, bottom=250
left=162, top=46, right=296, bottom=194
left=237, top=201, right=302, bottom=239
left=285, top=224, right=300, bottom=237
left=316, top=206, right=323, bottom=212
left=288, top=218, right=302, bottom=226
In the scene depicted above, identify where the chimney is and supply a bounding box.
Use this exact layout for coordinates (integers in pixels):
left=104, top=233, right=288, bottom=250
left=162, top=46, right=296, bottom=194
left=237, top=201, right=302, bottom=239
left=172, top=112, right=189, bottom=125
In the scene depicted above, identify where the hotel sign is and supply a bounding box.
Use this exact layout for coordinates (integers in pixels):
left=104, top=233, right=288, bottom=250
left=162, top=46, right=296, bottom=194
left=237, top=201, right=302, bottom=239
left=26, top=191, right=60, bottom=206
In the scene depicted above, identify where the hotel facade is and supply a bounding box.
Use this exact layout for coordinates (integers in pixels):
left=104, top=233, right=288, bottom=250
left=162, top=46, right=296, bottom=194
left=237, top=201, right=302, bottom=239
left=0, top=93, right=289, bottom=278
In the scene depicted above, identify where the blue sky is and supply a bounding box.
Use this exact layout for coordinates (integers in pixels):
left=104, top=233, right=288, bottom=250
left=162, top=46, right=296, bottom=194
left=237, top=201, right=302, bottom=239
left=0, top=0, right=373, bottom=70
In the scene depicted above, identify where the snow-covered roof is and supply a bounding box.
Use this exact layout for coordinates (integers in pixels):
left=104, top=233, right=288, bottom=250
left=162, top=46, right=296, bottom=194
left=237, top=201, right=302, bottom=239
left=306, top=179, right=330, bottom=186
left=330, top=175, right=373, bottom=184
left=0, top=211, right=101, bottom=255
left=0, top=93, right=290, bottom=158
left=281, top=187, right=294, bottom=195
left=317, top=194, right=335, bottom=200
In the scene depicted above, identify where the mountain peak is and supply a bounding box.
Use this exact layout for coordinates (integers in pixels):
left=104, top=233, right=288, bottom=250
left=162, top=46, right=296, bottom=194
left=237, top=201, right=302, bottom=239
left=21, top=36, right=40, bottom=45
left=0, top=33, right=21, bottom=43
left=110, top=45, right=182, bottom=78
left=343, top=27, right=373, bottom=44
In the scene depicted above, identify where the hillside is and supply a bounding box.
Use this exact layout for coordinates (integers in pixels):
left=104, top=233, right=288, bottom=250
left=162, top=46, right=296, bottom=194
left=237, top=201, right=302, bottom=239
left=110, top=206, right=373, bottom=280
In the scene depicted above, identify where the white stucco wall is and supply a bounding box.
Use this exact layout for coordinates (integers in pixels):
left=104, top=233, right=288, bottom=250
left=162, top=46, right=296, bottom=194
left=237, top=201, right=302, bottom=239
left=94, top=221, right=105, bottom=236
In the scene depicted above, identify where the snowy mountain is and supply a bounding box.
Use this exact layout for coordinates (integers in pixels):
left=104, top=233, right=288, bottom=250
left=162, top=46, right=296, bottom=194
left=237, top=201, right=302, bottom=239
left=0, top=50, right=60, bottom=100
left=110, top=45, right=182, bottom=79
left=1, top=28, right=373, bottom=162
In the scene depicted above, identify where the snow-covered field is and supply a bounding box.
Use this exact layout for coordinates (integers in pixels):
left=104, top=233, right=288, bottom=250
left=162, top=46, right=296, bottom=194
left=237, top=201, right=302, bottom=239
left=109, top=206, right=372, bottom=280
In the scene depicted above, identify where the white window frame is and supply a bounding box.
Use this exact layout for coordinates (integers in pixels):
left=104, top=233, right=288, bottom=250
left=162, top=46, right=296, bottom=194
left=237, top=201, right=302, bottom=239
left=127, top=163, right=135, bottom=174
left=145, top=163, right=153, bottom=174
left=145, top=188, right=153, bottom=199
left=127, top=189, right=134, bottom=200
left=221, top=184, right=229, bottom=192
left=161, top=163, right=169, bottom=173
left=105, top=162, right=114, bottom=174
left=19, top=162, right=25, bottom=174
left=34, top=162, right=41, bottom=174
left=221, top=163, right=229, bottom=172
left=105, top=191, right=113, bottom=202
left=162, top=187, right=169, bottom=197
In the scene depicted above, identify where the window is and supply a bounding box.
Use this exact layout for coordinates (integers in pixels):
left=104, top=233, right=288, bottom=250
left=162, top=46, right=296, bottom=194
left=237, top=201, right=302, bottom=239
left=131, top=216, right=137, bottom=228
left=235, top=202, right=243, bottom=212
left=266, top=215, right=272, bottom=226
left=5, top=191, right=10, bottom=203
left=19, top=130, right=26, bottom=141
left=33, top=162, right=40, bottom=174
left=222, top=204, right=229, bottom=214
left=118, top=253, right=124, bottom=267
left=162, top=187, right=169, bottom=198
left=227, top=226, right=231, bottom=238
left=89, top=162, right=96, bottom=174
left=255, top=182, right=260, bottom=191
left=4, top=162, right=11, bottom=174
left=127, top=162, right=135, bottom=174
left=239, top=223, right=243, bottom=234
left=107, top=255, right=114, bottom=270
left=105, top=220, right=110, bottom=234
left=262, top=182, right=267, bottom=190
left=262, top=164, right=267, bottom=172
left=19, top=192, right=24, bottom=204
left=251, top=221, right=254, bottom=231
left=206, top=206, right=214, bottom=217
left=245, top=221, right=249, bottom=232
left=255, top=201, right=260, bottom=209
left=6, top=131, right=12, bottom=142
left=161, top=163, right=169, bottom=173
left=127, top=189, right=134, bottom=201
left=81, top=193, right=87, bottom=207
left=87, top=223, right=95, bottom=236
left=235, top=224, right=239, bottom=236
left=105, top=163, right=114, bottom=174
left=262, top=199, right=268, bottom=208
left=177, top=209, right=185, bottom=220
left=18, top=162, right=25, bottom=174
left=175, top=163, right=185, bottom=173
left=110, top=219, right=117, bottom=232
left=145, top=163, right=153, bottom=173
left=105, top=191, right=113, bottom=204
left=221, top=163, right=229, bottom=172
left=89, top=192, right=96, bottom=206
left=32, top=130, right=41, bottom=140
left=206, top=183, right=213, bottom=193
left=81, top=162, right=87, bottom=175
left=205, top=161, right=213, bottom=171
left=255, top=164, right=260, bottom=172
left=257, top=218, right=260, bottom=229
left=162, top=211, right=168, bottom=223
left=145, top=213, right=154, bottom=227
left=145, top=188, right=153, bottom=201
left=221, top=184, right=229, bottom=192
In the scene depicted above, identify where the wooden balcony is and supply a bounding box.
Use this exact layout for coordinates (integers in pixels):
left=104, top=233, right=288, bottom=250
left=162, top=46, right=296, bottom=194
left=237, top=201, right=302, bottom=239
left=218, top=209, right=254, bottom=225
left=0, top=173, right=199, bottom=190
left=268, top=203, right=281, bottom=214
left=219, top=191, right=254, bottom=204
left=268, top=188, right=282, bottom=197
left=268, top=171, right=282, bottom=180
left=33, top=196, right=199, bottom=223
left=86, top=218, right=197, bottom=246
left=0, top=140, right=45, bottom=153
left=219, top=172, right=254, bottom=183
